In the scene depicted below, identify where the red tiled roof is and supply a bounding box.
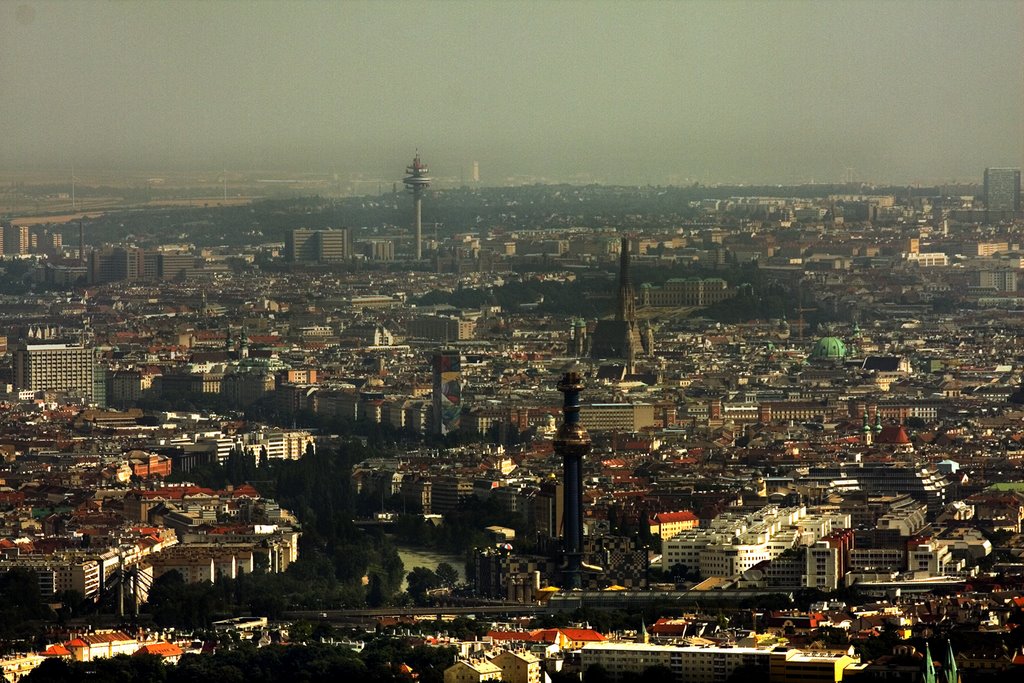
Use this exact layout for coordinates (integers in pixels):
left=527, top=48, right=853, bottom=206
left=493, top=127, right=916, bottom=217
left=135, top=642, right=183, bottom=657
left=488, top=628, right=605, bottom=644
left=651, top=618, right=690, bottom=636
left=878, top=425, right=911, bottom=444
left=229, top=484, right=261, bottom=498
left=651, top=511, right=698, bottom=524
left=135, top=486, right=217, bottom=500
left=557, top=628, right=606, bottom=642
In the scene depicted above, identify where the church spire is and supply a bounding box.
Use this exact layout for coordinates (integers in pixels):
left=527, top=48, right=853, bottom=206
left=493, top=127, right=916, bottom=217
left=617, top=237, right=636, bottom=322
left=923, top=642, right=937, bottom=683
left=944, top=641, right=958, bottom=683
left=636, top=617, right=649, bottom=644
left=862, top=411, right=873, bottom=445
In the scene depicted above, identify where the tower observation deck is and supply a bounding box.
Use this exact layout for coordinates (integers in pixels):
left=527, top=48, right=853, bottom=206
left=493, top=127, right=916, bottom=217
left=402, top=152, right=431, bottom=260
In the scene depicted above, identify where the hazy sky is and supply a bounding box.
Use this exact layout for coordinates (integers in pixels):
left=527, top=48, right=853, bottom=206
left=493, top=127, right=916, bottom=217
left=1, top=0, right=1021, bottom=185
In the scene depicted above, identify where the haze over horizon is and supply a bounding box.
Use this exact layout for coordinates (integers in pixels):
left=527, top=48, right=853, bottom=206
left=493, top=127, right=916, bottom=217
left=2, top=0, right=1022, bottom=187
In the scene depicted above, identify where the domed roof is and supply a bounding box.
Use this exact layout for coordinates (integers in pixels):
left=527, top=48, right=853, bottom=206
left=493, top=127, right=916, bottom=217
left=810, top=336, right=847, bottom=361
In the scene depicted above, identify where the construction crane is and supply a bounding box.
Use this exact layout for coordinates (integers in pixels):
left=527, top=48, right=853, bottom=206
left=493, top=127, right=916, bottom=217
left=789, top=282, right=817, bottom=343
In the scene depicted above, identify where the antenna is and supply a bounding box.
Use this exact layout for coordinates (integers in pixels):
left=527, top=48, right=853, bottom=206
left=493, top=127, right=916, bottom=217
left=71, top=165, right=76, bottom=211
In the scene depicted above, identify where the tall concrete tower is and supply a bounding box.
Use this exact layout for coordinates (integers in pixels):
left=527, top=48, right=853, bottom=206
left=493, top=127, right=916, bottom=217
left=554, top=371, right=592, bottom=590
left=403, top=152, right=431, bottom=260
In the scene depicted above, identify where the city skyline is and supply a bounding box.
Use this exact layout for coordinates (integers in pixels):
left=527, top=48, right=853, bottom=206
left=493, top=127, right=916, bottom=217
left=0, top=1, right=1021, bottom=186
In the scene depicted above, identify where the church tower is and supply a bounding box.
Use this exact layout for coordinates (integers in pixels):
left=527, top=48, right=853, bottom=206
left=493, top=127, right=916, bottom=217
left=589, top=237, right=644, bottom=372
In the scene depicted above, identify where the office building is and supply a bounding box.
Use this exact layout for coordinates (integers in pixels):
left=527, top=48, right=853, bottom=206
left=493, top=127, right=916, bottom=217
left=408, top=315, right=476, bottom=342
left=977, top=269, right=1017, bottom=292
left=316, top=229, right=350, bottom=262
left=14, top=343, right=99, bottom=401
left=285, top=228, right=318, bottom=262
left=90, top=246, right=144, bottom=283
left=579, top=403, right=657, bottom=432
left=285, top=228, right=352, bottom=263
left=154, top=251, right=197, bottom=280
left=984, top=167, right=1021, bottom=219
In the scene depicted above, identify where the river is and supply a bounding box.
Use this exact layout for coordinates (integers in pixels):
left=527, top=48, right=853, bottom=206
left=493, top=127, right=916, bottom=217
left=392, top=541, right=466, bottom=590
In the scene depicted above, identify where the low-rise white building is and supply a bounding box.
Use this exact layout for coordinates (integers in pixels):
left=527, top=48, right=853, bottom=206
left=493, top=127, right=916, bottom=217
left=662, top=505, right=849, bottom=578
left=581, top=642, right=771, bottom=683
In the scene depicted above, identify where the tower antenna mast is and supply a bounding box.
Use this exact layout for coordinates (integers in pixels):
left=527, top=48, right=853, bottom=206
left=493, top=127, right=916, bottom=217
left=402, top=151, right=431, bottom=260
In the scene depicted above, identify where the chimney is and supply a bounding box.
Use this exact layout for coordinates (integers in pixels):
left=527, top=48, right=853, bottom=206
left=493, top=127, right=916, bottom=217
left=554, top=371, right=591, bottom=590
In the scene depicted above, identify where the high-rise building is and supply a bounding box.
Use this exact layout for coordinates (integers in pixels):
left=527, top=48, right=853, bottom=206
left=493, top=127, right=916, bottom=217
left=285, top=228, right=351, bottom=263
left=285, top=228, right=318, bottom=262
left=984, top=167, right=1021, bottom=219
left=14, top=343, right=99, bottom=402
left=89, top=246, right=144, bottom=283
left=316, top=229, right=350, bottom=262
left=361, top=239, right=395, bottom=261
left=977, top=269, right=1018, bottom=292
left=155, top=252, right=197, bottom=280
left=431, top=350, right=461, bottom=435
left=2, top=223, right=30, bottom=255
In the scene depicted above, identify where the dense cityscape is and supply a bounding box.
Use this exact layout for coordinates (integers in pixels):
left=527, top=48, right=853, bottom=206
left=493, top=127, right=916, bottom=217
left=2, top=1, right=1023, bottom=682
left=0, top=162, right=1021, bottom=683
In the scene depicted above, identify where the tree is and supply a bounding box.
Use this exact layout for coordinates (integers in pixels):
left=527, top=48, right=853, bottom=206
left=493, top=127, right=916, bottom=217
left=366, top=574, right=386, bottom=608
left=146, top=570, right=221, bottom=629
left=23, top=656, right=76, bottom=682
left=405, top=567, right=441, bottom=604
left=311, top=620, right=335, bottom=642
left=435, top=562, right=459, bottom=588
left=289, top=620, right=313, bottom=643
left=0, top=569, right=55, bottom=642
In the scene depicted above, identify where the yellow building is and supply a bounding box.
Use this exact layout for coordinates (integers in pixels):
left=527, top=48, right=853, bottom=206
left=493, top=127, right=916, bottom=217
left=0, top=653, right=45, bottom=682
left=65, top=631, right=140, bottom=662
left=444, top=659, right=503, bottom=683
left=648, top=510, right=699, bottom=539
left=769, top=648, right=858, bottom=683
left=492, top=650, right=542, bottom=683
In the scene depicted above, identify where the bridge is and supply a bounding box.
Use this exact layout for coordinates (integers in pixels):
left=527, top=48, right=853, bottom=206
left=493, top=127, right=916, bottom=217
left=352, top=518, right=397, bottom=529
left=283, top=604, right=549, bottom=621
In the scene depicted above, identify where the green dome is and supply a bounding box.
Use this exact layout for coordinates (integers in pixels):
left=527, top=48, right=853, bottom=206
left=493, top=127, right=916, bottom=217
left=810, top=336, right=847, bottom=361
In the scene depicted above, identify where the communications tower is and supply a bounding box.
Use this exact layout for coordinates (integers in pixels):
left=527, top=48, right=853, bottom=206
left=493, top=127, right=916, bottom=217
left=403, top=151, right=431, bottom=260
